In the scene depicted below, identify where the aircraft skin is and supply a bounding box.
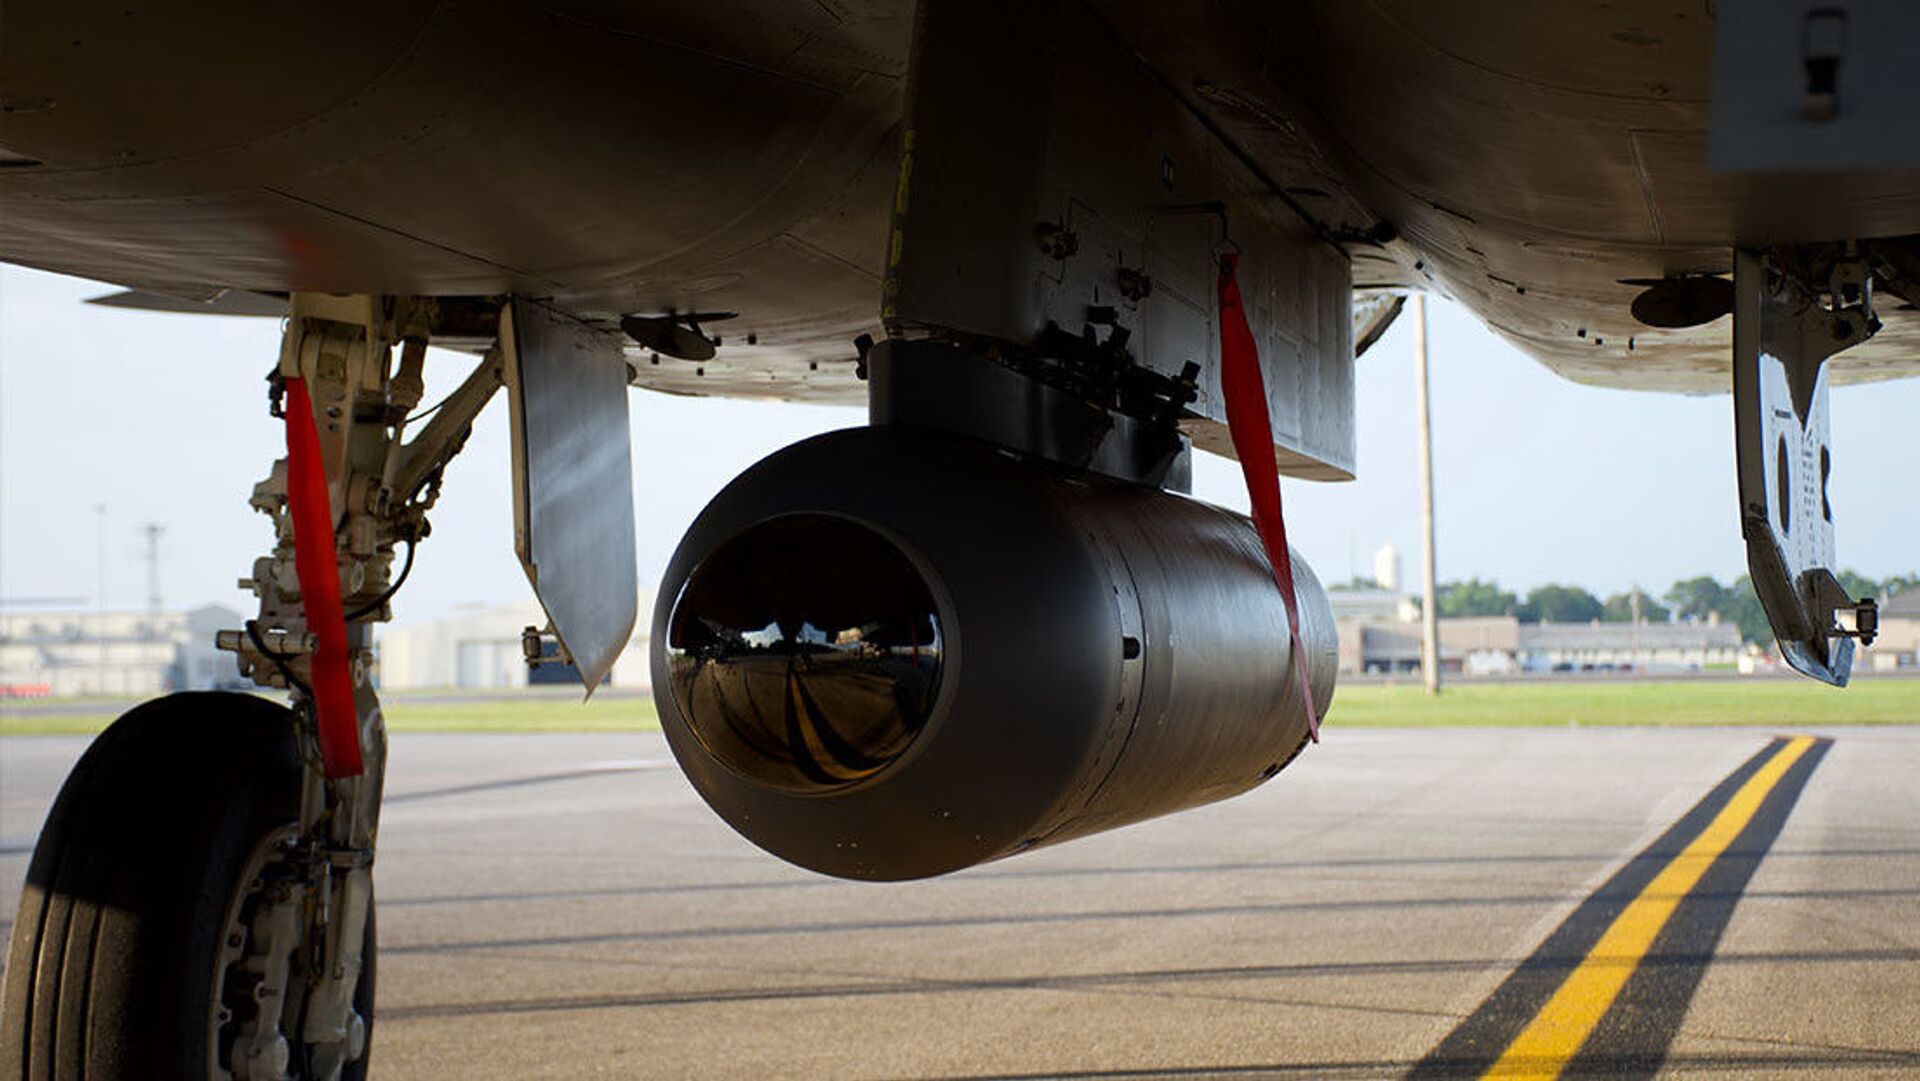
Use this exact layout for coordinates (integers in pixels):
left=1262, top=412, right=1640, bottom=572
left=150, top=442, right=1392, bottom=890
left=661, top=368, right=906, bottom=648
left=2, top=1, right=1916, bottom=404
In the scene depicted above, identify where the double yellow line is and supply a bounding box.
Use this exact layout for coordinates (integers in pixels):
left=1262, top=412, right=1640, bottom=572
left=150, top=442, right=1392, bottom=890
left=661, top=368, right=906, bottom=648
left=1481, top=736, right=1818, bottom=1079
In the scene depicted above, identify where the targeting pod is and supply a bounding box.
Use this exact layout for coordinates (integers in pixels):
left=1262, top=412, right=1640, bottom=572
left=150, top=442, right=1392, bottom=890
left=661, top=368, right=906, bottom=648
left=652, top=426, right=1336, bottom=880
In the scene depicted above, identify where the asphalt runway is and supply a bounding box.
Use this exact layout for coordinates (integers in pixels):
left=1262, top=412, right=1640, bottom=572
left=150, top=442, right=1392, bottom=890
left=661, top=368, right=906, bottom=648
left=4, top=726, right=1917, bottom=1078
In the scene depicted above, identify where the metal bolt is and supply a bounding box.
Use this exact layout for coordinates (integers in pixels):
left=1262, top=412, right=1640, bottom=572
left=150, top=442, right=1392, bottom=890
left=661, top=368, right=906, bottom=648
left=1034, top=223, right=1079, bottom=260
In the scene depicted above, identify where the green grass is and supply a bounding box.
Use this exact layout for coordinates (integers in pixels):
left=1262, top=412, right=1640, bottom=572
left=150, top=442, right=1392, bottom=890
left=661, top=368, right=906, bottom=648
left=0, top=711, right=125, bottom=736
left=2, top=679, right=1914, bottom=736
left=0, top=693, right=660, bottom=736
left=377, top=695, right=659, bottom=733
left=1328, top=678, right=1920, bottom=728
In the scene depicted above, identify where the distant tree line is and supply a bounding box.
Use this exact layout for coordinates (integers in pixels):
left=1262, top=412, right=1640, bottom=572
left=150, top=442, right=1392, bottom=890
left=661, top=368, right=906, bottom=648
left=1392, top=571, right=1919, bottom=644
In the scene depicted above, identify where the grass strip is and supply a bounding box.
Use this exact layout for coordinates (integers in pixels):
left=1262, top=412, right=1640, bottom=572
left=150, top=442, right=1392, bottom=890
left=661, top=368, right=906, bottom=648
left=3, top=679, right=1914, bottom=736
left=1329, top=678, right=1920, bottom=727
left=0, top=693, right=660, bottom=736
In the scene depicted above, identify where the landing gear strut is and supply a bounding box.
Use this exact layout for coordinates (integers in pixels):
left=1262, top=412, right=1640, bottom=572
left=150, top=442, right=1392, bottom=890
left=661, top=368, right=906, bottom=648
left=1731, top=249, right=1881, bottom=684
left=2, top=295, right=502, bottom=1079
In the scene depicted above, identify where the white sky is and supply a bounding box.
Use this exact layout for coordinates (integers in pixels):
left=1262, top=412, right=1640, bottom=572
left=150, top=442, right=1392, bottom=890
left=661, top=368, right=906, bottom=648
left=1, top=263, right=1914, bottom=622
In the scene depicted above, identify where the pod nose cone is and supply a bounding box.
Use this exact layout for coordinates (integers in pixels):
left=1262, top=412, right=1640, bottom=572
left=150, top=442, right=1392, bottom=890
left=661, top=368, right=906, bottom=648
left=664, top=513, right=945, bottom=793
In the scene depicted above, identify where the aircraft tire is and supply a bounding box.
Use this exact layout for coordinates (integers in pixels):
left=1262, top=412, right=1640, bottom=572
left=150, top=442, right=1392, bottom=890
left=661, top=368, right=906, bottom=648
left=0, top=692, right=375, bottom=1079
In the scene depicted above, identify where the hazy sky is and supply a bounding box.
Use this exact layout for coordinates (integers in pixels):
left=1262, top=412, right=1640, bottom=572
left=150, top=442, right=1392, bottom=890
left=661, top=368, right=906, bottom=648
left=2, top=264, right=1914, bottom=623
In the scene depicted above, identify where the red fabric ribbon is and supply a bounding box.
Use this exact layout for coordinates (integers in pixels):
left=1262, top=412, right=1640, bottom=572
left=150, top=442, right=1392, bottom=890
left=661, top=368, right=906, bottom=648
left=1217, top=253, right=1321, bottom=743
left=283, top=376, right=364, bottom=778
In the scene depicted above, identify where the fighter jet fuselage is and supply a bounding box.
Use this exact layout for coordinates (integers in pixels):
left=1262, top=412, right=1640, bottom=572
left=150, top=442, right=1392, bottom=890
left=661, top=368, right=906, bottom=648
left=3, top=2, right=1917, bottom=397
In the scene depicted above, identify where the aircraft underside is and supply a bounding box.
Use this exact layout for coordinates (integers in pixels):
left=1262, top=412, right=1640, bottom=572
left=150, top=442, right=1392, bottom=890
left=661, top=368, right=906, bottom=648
left=0, top=1, right=1914, bottom=1077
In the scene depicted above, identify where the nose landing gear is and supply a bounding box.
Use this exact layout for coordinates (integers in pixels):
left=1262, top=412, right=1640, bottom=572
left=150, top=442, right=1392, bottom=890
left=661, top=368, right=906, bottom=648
left=2, top=295, right=503, bottom=1079
left=0, top=694, right=375, bottom=1080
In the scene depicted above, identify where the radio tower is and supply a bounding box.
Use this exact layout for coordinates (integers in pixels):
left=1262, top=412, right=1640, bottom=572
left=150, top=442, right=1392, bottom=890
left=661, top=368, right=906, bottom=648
left=140, top=522, right=165, bottom=620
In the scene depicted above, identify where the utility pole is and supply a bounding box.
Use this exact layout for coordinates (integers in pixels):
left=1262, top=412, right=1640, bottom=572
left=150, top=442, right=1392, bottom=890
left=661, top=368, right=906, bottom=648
left=1413, top=295, right=1441, bottom=695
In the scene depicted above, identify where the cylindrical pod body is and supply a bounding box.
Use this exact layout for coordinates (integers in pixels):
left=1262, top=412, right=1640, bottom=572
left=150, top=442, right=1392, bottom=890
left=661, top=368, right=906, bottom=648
left=652, top=426, right=1336, bottom=880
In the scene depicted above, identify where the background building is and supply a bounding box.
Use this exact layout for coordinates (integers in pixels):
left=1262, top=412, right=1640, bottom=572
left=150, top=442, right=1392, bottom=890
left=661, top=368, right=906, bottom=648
left=1328, top=586, right=1420, bottom=623
left=373, top=594, right=656, bottom=691
left=1327, top=544, right=1420, bottom=624
left=0, top=604, right=243, bottom=696
left=1372, top=543, right=1403, bottom=593
left=1338, top=615, right=1520, bottom=675
left=1517, top=619, right=1743, bottom=672
left=2, top=596, right=663, bottom=697
left=1334, top=613, right=1745, bottom=676
left=1863, top=588, right=1920, bottom=670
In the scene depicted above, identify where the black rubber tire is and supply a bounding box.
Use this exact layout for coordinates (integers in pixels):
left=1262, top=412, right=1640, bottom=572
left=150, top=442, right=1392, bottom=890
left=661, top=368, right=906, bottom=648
left=0, top=692, right=376, bottom=1080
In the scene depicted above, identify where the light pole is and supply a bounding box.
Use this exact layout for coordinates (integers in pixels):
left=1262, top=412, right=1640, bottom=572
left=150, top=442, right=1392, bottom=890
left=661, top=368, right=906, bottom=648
left=1414, top=295, right=1441, bottom=695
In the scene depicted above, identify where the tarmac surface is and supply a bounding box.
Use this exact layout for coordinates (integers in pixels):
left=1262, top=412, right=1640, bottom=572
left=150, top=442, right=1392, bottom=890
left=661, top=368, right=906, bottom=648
left=3, top=726, right=1917, bottom=1078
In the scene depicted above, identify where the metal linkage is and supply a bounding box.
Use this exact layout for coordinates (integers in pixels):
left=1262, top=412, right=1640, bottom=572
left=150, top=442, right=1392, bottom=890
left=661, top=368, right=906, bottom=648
left=520, top=623, right=573, bottom=670
left=869, top=336, right=1198, bottom=493
left=212, top=294, right=503, bottom=1079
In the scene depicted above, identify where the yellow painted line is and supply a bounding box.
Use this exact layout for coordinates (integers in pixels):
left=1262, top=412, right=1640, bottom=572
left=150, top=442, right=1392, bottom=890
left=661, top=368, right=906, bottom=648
left=1482, top=736, right=1816, bottom=1080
